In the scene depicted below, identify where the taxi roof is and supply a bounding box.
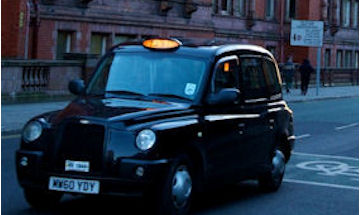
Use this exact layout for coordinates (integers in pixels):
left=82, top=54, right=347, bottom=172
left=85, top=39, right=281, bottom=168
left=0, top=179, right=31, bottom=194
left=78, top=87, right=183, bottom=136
left=111, top=40, right=275, bottom=60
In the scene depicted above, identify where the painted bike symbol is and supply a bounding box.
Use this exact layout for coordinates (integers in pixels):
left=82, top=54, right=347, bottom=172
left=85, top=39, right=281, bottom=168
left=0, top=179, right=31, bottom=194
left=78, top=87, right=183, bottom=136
left=296, top=160, right=358, bottom=180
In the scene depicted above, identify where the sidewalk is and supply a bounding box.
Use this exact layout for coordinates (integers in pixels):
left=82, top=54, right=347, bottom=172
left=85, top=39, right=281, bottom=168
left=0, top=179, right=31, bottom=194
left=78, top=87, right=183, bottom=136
left=283, top=86, right=358, bottom=102
left=1, top=86, right=358, bottom=135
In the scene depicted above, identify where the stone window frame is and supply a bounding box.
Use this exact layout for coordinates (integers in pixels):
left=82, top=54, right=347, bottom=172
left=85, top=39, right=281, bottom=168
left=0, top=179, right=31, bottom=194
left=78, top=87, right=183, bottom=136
left=285, top=0, right=296, bottom=22
left=341, top=0, right=351, bottom=27
left=234, top=0, right=246, bottom=17
left=336, top=49, right=343, bottom=68
left=90, top=33, right=111, bottom=56
left=265, top=0, right=275, bottom=20
left=344, top=50, right=352, bottom=67
left=324, top=48, right=332, bottom=67
left=219, top=0, right=232, bottom=15
left=112, top=34, right=137, bottom=45
left=56, top=30, right=75, bottom=60
left=351, top=0, right=359, bottom=27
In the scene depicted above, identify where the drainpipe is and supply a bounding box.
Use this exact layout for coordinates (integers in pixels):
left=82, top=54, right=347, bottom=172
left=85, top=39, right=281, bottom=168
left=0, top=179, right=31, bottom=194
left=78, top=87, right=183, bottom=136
left=280, top=0, right=285, bottom=63
left=24, top=0, right=31, bottom=59
left=31, top=0, right=40, bottom=59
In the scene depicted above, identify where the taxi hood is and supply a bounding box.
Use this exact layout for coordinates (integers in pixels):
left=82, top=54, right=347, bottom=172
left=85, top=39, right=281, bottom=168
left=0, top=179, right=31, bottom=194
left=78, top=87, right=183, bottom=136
left=51, top=97, right=192, bottom=125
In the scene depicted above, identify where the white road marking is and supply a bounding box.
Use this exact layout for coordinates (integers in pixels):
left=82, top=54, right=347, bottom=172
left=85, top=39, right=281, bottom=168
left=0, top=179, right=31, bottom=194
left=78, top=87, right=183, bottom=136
left=295, top=134, right=311, bottom=140
left=283, top=178, right=358, bottom=191
left=293, top=151, right=359, bottom=161
left=335, top=123, right=358, bottom=131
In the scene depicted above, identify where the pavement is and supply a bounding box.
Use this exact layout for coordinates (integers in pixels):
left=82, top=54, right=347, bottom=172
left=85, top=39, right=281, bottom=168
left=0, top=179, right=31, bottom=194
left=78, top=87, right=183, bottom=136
left=2, top=97, right=358, bottom=215
left=1, top=86, right=358, bottom=135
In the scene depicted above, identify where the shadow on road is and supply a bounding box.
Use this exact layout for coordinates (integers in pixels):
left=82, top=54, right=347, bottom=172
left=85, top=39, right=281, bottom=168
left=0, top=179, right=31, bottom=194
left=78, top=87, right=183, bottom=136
left=17, top=181, right=268, bottom=215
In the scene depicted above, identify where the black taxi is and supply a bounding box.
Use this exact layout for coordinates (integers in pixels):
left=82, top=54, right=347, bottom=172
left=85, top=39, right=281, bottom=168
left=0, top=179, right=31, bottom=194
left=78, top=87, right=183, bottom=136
left=16, top=38, right=294, bottom=215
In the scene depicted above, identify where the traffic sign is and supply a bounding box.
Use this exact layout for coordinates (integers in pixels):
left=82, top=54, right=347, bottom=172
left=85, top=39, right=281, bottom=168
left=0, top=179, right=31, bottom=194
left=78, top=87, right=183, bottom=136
left=290, top=20, right=324, bottom=47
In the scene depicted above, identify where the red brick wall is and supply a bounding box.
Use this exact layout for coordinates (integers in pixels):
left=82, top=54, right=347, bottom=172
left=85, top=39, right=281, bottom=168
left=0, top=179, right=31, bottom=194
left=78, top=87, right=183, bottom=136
left=36, top=20, right=56, bottom=59
left=2, top=0, right=28, bottom=59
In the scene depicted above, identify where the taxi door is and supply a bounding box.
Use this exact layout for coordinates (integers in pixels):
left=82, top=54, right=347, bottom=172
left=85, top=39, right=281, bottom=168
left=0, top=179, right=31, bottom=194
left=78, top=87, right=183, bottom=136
left=237, top=55, right=276, bottom=172
left=203, top=55, right=251, bottom=182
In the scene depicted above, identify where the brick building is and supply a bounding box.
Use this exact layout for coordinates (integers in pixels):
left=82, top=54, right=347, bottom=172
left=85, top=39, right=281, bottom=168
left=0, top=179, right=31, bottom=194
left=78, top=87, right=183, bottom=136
left=2, top=0, right=359, bottom=67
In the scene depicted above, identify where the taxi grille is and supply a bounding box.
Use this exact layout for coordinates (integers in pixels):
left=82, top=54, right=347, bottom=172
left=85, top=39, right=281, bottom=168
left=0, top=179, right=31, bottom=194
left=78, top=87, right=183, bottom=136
left=55, top=123, right=105, bottom=174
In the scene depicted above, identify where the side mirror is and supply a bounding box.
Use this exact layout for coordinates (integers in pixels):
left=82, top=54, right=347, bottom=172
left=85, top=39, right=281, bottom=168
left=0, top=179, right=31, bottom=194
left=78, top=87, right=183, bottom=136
left=68, top=79, right=85, bottom=95
left=206, top=88, right=240, bottom=105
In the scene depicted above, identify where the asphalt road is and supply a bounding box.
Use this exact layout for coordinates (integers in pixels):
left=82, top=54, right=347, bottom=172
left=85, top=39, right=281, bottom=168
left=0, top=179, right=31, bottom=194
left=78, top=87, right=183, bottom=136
left=2, top=97, right=359, bottom=215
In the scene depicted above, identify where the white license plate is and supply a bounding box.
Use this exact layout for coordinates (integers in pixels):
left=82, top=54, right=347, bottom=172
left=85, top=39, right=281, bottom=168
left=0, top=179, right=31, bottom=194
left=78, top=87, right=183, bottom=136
left=49, top=176, right=100, bottom=194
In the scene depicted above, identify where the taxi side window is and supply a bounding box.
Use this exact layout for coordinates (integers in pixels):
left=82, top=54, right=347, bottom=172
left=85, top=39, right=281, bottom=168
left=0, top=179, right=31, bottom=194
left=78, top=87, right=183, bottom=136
left=262, top=58, right=281, bottom=95
left=239, top=57, right=268, bottom=100
left=213, top=57, right=240, bottom=93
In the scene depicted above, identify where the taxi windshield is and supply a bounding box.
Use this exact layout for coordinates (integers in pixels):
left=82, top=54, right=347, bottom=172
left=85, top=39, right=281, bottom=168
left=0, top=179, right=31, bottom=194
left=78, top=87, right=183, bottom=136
left=87, top=52, right=207, bottom=101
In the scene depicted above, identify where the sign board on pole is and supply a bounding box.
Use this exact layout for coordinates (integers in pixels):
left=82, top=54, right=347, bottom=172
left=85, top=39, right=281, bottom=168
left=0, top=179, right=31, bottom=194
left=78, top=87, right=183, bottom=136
left=290, top=20, right=324, bottom=96
left=290, top=20, right=324, bottom=47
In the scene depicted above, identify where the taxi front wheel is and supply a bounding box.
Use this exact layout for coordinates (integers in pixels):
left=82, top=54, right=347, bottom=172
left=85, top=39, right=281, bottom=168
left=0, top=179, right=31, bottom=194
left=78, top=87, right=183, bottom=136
left=258, top=149, right=286, bottom=192
left=24, top=188, right=63, bottom=209
left=145, top=154, right=194, bottom=215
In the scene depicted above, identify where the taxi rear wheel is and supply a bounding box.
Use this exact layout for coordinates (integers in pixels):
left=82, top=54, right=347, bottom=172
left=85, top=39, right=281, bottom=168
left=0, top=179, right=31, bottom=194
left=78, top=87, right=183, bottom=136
left=146, top=154, right=194, bottom=215
left=24, top=188, right=63, bottom=209
left=258, top=149, right=286, bottom=192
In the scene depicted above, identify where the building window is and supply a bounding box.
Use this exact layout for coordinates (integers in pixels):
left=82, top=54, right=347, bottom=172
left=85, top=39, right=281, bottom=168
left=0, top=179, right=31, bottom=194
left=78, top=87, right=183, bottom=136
left=286, top=0, right=296, bottom=20
left=344, top=51, right=352, bottom=67
left=266, top=0, right=275, bottom=19
left=355, top=51, right=359, bottom=68
left=324, top=49, right=331, bottom=67
left=342, top=0, right=351, bottom=27
left=220, top=0, right=231, bottom=15
left=238, top=0, right=246, bottom=16
left=336, top=50, right=343, bottom=68
left=352, top=1, right=359, bottom=27
left=56, top=31, right=73, bottom=59
left=91, top=33, right=109, bottom=56
left=113, top=35, right=137, bottom=45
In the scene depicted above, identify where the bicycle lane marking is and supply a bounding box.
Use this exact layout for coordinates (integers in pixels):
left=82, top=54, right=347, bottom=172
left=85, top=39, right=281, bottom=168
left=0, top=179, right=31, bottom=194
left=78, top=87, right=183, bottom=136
left=284, top=152, right=358, bottom=190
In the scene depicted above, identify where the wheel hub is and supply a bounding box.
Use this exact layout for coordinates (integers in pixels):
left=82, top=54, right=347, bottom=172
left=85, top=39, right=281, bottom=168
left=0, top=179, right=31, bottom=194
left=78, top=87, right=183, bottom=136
left=171, top=166, right=192, bottom=208
left=272, top=150, right=285, bottom=180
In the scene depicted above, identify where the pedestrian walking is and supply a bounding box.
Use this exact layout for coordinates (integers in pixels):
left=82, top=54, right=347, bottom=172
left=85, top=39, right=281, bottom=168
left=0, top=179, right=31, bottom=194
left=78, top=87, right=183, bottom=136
left=282, top=56, right=295, bottom=93
left=299, top=59, right=314, bottom=95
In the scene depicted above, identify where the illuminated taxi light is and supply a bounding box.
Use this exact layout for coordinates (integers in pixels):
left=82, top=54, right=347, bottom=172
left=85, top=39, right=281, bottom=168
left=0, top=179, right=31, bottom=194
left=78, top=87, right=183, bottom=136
left=224, top=62, right=230, bottom=72
left=142, top=39, right=181, bottom=49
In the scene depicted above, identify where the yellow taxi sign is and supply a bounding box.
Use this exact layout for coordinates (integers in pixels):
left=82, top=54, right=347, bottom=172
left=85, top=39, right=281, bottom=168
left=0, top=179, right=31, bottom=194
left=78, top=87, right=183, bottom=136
left=142, top=38, right=181, bottom=50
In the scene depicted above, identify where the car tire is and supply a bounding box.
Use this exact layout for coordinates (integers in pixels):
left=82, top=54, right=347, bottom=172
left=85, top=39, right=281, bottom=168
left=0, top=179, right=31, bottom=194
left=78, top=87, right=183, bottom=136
left=24, top=188, right=63, bottom=209
left=258, top=149, right=286, bottom=192
left=146, top=154, right=194, bottom=215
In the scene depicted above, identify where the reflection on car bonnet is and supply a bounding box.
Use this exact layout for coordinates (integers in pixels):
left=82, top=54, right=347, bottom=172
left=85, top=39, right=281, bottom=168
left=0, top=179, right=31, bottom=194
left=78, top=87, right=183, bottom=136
left=102, top=98, right=170, bottom=108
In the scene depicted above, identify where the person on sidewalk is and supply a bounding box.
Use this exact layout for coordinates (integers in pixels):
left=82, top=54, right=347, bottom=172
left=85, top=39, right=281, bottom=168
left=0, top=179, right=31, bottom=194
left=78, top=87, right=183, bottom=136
left=282, top=56, right=295, bottom=93
left=299, top=59, right=314, bottom=95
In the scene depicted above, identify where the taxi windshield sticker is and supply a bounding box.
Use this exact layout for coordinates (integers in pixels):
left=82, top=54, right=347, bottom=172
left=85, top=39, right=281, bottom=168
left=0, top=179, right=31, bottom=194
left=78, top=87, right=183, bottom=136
left=184, top=83, right=196, bottom=96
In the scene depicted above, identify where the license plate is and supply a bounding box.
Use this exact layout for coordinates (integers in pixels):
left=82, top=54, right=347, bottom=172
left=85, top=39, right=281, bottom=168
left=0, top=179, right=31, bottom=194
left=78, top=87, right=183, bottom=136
left=49, top=176, right=100, bottom=194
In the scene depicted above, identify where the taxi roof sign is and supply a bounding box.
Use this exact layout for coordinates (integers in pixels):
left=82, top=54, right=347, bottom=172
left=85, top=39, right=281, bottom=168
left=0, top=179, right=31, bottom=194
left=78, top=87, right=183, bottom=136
left=142, top=38, right=182, bottom=50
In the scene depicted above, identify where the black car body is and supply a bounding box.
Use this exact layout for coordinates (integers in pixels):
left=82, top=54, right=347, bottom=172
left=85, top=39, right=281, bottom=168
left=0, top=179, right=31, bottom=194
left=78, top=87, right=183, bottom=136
left=16, top=39, right=294, bottom=214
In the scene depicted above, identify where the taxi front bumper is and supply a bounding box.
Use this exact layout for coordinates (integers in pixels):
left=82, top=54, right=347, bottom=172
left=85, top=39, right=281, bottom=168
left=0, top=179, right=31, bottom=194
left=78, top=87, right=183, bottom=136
left=16, top=150, right=170, bottom=196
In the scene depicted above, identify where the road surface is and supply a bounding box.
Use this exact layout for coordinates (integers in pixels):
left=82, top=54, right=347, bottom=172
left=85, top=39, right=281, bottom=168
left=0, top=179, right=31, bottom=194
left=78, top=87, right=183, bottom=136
left=2, top=97, right=358, bottom=215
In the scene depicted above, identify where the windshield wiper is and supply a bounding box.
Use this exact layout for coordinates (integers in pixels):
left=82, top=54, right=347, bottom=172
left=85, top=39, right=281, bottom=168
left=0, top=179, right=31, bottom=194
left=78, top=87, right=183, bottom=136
left=106, top=90, right=145, bottom=97
left=148, top=93, right=192, bottom=102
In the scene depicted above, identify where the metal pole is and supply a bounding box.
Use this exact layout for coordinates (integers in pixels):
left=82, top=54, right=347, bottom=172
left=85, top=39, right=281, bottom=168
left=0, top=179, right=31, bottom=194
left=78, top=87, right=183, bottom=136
left=316, top=47, right=321, bottom=96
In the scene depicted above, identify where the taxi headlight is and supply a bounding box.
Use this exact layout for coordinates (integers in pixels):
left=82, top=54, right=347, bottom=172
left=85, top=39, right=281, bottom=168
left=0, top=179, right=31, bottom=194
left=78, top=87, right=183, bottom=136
left=23, top=121, right=43, bottom=142
left=136, top=129, right=156, bottom=151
